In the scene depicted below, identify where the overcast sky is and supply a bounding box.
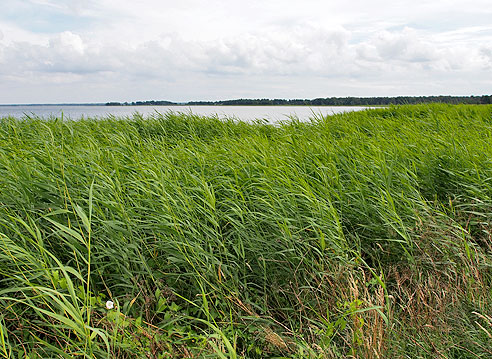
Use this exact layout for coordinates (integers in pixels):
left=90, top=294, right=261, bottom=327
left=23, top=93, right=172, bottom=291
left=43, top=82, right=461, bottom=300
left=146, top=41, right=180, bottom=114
left=0, top=0, right=491, bottom=104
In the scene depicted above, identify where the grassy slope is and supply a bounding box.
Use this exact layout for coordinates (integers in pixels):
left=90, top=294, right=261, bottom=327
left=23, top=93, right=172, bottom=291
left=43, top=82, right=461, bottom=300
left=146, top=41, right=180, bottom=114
left=0, top=104, right=491, bottom=358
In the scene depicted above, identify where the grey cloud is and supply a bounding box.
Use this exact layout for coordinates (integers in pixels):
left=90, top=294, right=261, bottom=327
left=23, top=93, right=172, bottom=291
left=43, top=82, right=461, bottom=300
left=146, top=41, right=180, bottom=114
left=480, top=46, right=492, bottom=67
left=372, top=29, right=438, bottom=63
left=191, top=26, right=353, bottom=76
left=0, top=26, right=355, bottom=80
left=352, top=27, right=492, bottom=75
left=0, top=26, right=490, bottom=90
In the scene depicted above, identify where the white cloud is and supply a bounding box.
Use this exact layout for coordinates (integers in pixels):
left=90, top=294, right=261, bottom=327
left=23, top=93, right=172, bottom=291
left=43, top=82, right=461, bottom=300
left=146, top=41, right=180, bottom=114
left=28, top=0, right=95, bottom=16
left=0, top=0, right=491, bottom=102
left=0, top=21, right=48, bottom=45
left=51, top=31, right=85, bottom=54
left=0, top=25, right=357, bottom=81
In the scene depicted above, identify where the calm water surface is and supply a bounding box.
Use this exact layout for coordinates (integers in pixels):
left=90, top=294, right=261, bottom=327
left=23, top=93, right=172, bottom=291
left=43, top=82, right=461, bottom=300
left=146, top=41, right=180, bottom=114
left=0, top=105, right=372, bottom=123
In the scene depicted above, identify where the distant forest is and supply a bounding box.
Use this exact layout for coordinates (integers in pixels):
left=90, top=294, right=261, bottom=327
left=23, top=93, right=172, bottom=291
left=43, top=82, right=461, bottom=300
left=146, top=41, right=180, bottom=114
left=106, top=95, right=492, bottom=107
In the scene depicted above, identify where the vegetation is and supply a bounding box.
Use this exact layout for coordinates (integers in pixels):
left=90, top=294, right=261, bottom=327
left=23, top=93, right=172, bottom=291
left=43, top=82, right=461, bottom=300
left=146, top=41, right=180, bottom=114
left=187, top=95, right=492, bottom=106
left=106, top=95, right=492, bottom=107
left=107, top=101, right=176, bottom=106
left=0, top=104, right=491, bottom=358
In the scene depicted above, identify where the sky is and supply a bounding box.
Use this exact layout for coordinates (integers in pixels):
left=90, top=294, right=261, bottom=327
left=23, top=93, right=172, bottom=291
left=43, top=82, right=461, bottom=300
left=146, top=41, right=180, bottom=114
left=0, top=0, right=491, bottom=104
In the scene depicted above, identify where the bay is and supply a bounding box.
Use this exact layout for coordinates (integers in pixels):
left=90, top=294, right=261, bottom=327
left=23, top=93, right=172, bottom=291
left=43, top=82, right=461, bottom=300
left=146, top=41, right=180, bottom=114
left=0, top=104, right=372, bottom=123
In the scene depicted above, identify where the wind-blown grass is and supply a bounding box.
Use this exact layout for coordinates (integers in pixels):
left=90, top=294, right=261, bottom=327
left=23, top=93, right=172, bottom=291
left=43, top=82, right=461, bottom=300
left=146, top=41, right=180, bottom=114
left=0, top=104, right=491, bottom=358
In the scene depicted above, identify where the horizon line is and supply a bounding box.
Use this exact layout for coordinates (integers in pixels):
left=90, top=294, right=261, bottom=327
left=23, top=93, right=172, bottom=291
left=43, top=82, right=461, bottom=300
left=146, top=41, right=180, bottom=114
left=1, top=94, right=491, bottom=107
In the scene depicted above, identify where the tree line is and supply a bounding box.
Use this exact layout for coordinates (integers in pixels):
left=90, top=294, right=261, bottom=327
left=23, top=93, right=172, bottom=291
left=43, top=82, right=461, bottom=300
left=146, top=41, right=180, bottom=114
left=106, top=95, right=492, bottom=107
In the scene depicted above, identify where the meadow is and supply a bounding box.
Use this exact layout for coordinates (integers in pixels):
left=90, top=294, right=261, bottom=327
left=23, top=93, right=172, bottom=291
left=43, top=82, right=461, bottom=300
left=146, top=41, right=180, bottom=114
left=0, top=104, right=491, bottom=358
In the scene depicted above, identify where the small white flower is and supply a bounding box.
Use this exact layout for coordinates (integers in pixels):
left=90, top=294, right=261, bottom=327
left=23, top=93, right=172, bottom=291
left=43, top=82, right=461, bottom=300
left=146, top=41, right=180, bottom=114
left=106, top=300, right=114, bottom=310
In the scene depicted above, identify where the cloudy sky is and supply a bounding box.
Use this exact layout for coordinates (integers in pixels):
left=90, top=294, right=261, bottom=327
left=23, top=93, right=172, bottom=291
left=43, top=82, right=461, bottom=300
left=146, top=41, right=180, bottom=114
left=0, top=0, right=491, bottom=104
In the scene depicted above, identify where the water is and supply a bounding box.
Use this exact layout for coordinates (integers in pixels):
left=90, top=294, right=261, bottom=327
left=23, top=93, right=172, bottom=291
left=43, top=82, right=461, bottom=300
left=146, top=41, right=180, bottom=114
left=0, top=105, right=371, bottom=123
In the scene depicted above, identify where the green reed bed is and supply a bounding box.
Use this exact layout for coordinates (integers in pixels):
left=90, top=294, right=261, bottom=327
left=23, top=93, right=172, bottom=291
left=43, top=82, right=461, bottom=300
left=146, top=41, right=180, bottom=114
left=0, top=104, right=491, bottom=358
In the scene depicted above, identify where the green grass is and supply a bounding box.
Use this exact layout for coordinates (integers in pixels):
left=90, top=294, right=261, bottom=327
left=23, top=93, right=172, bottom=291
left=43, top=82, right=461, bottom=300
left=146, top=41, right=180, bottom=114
left=0, top=104, right=491, bottom=358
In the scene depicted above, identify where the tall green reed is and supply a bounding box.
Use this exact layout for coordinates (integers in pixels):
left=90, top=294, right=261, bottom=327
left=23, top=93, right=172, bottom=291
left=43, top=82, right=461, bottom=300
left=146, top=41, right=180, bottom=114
left=0, top=105, right=491, bottom=357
